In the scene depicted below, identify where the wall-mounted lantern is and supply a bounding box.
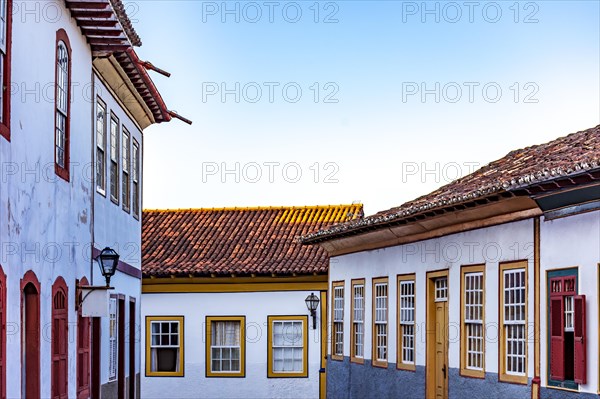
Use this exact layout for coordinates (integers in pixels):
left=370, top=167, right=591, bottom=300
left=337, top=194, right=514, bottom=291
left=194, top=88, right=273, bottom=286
left=305, top=292, right=320, bottom=330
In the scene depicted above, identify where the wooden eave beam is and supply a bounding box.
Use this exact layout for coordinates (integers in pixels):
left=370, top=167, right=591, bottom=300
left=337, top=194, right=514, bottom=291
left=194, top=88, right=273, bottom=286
left=81, top=28, right=123, bottom=36
left=88, top=37, right=128, bottom=45
left=65, top=1, right=109, bottom=10
left=70, top=10, right=113, bottom=18
left=76, top=19, right=119, bottom=27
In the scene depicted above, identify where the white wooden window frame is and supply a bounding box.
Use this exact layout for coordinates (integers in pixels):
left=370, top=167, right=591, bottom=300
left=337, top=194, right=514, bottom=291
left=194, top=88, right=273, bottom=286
left=464, top=272, right=484, bottom=371
left=399, top=280, right=415, bottom=364
left=503, top=268, right=526, bottom=376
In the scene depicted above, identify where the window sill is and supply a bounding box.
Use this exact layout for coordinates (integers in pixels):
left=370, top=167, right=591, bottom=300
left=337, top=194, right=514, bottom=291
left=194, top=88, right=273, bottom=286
left=459, top=368, right=484, bottom=379
left=372, top=360, right=388, bottom=369
left=397, top=363, right=416, bottom=372
left=498, top=373, right=528, bottom=385
left=96, top=187, right=106, bottom=197
left=146, top=371, right=184, bottom=378
left=267, top=371, right=308, bottom=378
left=350, top=357, right=364, bottom=365
left=330, top=354, right=344, bottom=361
left=206, top=372, right=245, bottom=378
left=55, top=164, right=70, bottom=182
left=547, top=379, right=578, bottom=391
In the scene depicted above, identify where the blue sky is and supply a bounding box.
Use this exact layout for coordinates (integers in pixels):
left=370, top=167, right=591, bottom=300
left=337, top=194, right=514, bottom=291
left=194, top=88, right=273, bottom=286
left=134, top=1, right=600, bottom=215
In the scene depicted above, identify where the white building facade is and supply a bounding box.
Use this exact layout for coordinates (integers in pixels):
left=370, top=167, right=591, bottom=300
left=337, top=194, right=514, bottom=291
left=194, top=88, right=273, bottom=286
left=302, top=126, right=600, bottom=399
left=0, top=1, right=184, bottom=397
left=140, top=205, right=364, bottom=399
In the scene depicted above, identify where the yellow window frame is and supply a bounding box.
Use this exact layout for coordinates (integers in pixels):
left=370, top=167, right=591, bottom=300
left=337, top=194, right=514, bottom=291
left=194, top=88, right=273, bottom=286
left=331, top=280, right=345, bottom=361
left=460, top=264, right=486, bottom=378
left=372, top=276, right=389, bottom=368
left=397, top=274, right=416, bottom=371
left=205, top=316, right=246, bottom=378
left=350, top=278, right=365, bottom=364
left=499, top=260, right=528, bottom=385
left=267, top=315, right=309, bottom=378
left=145, top=316, right=185, bottom=377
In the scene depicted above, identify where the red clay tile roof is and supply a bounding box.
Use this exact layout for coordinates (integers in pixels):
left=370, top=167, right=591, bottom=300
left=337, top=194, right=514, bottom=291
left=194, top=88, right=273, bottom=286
left=142, top=205, right=364, bottom=277
left=302, top=125, right=600, bottom=243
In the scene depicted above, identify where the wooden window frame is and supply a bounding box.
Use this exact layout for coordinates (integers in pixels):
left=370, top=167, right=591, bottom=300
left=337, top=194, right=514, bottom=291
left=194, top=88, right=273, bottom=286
left=121, top=127, right=131, bottom=213
left=547, top=267, right=581, bottom=391
left=205, top=316, right=246, bottom=378
left=51, top=277, right=68, bottom=398
left=350, top=278, right=365, bottom=364
left=95, top=98, right=107, bottom=196
left=132, top=138, right=140, bottom=219
left=108, top=295, right=118, bottom=381
left=372, top=277, right=389, bottom=368
left=331, top=281, right=344, bottom=361
left=397, top=274, right=416, bottom=371
left=109, top=114, right=120, bottom=205
left=460, top=264, right=485, bottom=378
left=498, top=260, right=528, bottom=385
left=54, top=29, right=72, bottom=182
left=0, top=0, right=12, bottom=141
left=267, top=315, right=308, bottom=378
left=145, top=316, right=185, bottom=377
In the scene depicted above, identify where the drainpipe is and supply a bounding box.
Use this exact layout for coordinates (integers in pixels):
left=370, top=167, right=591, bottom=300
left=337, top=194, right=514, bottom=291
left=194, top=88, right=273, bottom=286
left=90, top=68, right=96, bottom=285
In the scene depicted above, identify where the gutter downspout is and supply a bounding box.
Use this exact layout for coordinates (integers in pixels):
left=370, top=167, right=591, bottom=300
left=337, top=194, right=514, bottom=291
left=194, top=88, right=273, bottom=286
left=90, top=69, right=96, bottom=285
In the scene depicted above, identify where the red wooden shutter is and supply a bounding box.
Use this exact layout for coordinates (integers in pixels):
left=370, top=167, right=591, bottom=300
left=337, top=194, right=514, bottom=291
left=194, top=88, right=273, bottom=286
left=574, top=295, right=587, bottom=384
left=549, top=296, right=565, bottom=381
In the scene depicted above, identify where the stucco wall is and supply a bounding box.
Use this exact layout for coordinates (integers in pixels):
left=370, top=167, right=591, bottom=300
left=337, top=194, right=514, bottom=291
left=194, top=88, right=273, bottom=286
left=539, top=209, right=600, bottom=395
left=0, top=1, right=143, bottom=396
left=141, top=290, right=324, bottom=399
left=1, top=2, right=94, bottom=397
left=327, top=218, right=536, bottom=398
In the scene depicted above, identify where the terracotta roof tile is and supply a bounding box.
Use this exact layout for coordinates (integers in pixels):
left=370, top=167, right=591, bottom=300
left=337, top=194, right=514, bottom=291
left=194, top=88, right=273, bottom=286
left=302, top=125, right=600, bottom=243
left=142, top=205, right=364, bottom=277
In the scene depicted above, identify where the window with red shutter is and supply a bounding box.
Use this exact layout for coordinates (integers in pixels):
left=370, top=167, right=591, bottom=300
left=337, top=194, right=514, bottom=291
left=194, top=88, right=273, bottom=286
left=52, top=278, right=68, bottom=399
left=573, top=295, right=586, bottom=384
left=548, top=272, right=582, bottom=389
left=549, top=296, right=564, bottom=381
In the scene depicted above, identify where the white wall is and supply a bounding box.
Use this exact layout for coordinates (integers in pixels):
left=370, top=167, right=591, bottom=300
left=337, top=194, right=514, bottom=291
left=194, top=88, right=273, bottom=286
left=92, top=73, right=144, bottom=389
left=540, top=209, right=600, bottom=394
left=141, top=290, right=323, bottom=399
left=1, top=2, right=94, bottom=397
left=0, top=2, right=144, bottom=396
left=329, top=219, right=535, bottom=376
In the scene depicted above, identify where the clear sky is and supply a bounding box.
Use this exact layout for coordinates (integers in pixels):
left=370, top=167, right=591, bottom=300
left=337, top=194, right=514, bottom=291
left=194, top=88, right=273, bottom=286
left=134, top=0, right=600, bottom=216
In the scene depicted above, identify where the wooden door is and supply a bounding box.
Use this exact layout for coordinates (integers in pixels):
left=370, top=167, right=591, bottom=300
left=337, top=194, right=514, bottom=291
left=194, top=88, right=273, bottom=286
left=434, top=301, right=448, bottom=399
left=118, top=299, right=125, bottom=399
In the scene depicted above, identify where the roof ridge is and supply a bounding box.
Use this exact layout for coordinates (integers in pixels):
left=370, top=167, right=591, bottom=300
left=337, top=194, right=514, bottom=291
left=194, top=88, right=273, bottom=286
left=143, top=204, right=362, bottom=213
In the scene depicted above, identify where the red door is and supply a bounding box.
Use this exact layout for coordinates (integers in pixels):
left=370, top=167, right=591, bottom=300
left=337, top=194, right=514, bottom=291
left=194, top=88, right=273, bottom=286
left=22, top=271, right=41, bottom=399
left=52, top=278, right=68, bottom=399
left=129, top=299, right=136, bottom=399
left=77, top=279, right=91, bottom=399
left=117, top=299, right=125, bottom=399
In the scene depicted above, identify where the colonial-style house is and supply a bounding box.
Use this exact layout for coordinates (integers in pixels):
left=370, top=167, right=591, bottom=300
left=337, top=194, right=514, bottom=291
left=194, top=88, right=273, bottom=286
left=0, top=1, right=187, bottom=397
left=140, top=204, right=363, bottom=398
left=301, top=126, right=600, bottom=399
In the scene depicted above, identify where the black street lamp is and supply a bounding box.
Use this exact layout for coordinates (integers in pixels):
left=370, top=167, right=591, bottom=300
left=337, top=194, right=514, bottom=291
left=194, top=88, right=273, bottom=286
left=305, top=292, right=320, bottom=330
left=96, top=247, right=119, bottom=287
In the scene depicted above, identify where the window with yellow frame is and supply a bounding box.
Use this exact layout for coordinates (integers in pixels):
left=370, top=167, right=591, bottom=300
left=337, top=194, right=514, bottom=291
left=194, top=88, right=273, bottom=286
left=460, top=265, right=485, bottom=378
left=397, top=274, right=416, bottom=371
left=145, top=316, right=184, bottom=377
left=499, top=261, right=528, bottom=384
left=331, top=281, right=344, bottom=361
left=372, top=277, right=389, bottom=368
left=350, top=279, right=365, bottom=364
left=267, top=315, right=308, bottom=378
left=206, top=316, right=246, bottom=378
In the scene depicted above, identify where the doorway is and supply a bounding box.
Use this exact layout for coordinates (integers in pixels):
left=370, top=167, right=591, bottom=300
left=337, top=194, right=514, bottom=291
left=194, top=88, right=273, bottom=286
left=129, top=298, right=136, bottom=399
left=118, top=298, right=126, bottom=399
left=426, top=270, right=449, bottom=399
left=22, top=272, right=41, bottom=399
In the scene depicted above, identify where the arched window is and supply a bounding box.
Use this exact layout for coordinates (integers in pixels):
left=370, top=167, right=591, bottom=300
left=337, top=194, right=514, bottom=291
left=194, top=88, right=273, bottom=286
left=52, top=278, right=68, bottom=399
left=55, top=29, right=71, bottom=181
left=0, top=0, right=12, bottom=141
